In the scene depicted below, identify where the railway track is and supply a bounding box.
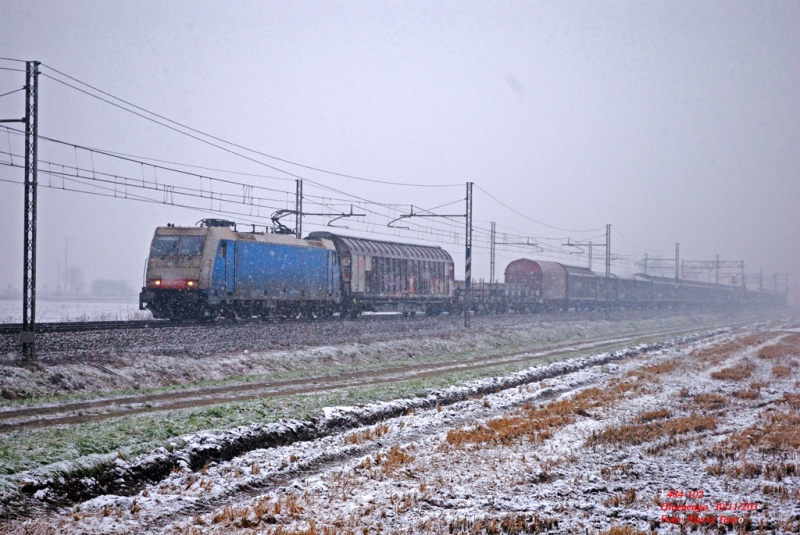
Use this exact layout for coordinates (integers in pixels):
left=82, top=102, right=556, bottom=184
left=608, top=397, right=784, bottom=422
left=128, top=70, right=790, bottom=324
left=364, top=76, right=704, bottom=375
left=0, top=322, right=735, bottom=432
left=0, top=319, right=174, bottom=335
left=0, top=313, right=408, bottom=335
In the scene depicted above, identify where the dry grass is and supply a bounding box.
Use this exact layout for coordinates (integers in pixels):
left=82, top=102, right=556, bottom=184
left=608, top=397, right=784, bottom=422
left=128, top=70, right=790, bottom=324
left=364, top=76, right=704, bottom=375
left=739, top=333, right=768, bottom=346
left=773, top=365, right=791, bottom=378
left=709, top=408, right=800, bottom=459
left=758, top=334, right=800, bottom=359
left=343, top=422, right=389, bottom=445
left=706, top=463, right=724, bottom=476
left=636, top=409, right=671, bottom=423
left=446, top=399, right=574, bottom=448
left=379, top=445, right=414, bottom=474
left=627, top=358, right=679, bottom=379
left=733, top=389, right=760, bottom=400
left=692, top=341, right=744, bottom=366
left=726, top=462, right=763, bottom=478
left=782, top=392, right=800, bottom=409
left=447, top=514, right=558, bottom=534
left=604, top=487, right=637, bottom=508
left=710, top=359, right=754, bottom=381
left=358, top=445, right=415, bottom=476
left=205, top=492, right=306, bottom=529
left=445, top=380, right=641, bottom=449
left=762, top=484, right=792, bottom=500
left=689, top=333, right=767, bottom=368
left=693, top=393, right=727, bottom=410
left=600, top=462, right=634, bottom=478
left=587, top=414, right=717, bottom=448
left=598, top=526, right=650, bottom=535
left=765, top=462, right=797, bottom=481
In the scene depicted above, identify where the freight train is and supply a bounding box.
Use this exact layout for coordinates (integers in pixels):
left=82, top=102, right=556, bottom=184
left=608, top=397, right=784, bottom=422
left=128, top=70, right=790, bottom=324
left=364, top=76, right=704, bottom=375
left=139, top=220, right=785, bottom=320
left=138, top=220, right=454, bottom=320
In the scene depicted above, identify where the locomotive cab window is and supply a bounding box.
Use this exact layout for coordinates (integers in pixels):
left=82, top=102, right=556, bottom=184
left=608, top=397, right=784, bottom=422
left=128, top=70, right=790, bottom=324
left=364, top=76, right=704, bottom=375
left=177, top=236, right=205, bottom=256
left=152, top=236, right=179, bottom=256
left=152, top=235, right=205, bottom=257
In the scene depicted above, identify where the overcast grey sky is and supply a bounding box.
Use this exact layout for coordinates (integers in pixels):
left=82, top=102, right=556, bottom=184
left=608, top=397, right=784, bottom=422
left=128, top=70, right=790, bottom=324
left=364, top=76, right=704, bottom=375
left=1, top=1, right=798, bottom=297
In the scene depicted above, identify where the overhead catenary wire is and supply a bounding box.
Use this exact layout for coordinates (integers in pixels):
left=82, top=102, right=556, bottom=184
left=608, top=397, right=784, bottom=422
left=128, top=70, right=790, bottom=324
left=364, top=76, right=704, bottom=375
left=0, top=151, right=645, bottom=267
left=474, top=183, right=604, bottom=234
left=612, top=226, right=672, bottom=256
left=40, top=72, right=313, bottom=183
left=69, top=147, right=298, bottom=183
left=1, top=62, right=698, bottom=273
left=1, top=144, right=467, bottom=249
left=3, top=156, right=571, bottom=256
left=0, top=87, right=24, bottom=99
left=31, top=65, right=618, bottom=250
left=0, top=172, right=277, bottom=228
left=40, top=64, right=462, bottom=188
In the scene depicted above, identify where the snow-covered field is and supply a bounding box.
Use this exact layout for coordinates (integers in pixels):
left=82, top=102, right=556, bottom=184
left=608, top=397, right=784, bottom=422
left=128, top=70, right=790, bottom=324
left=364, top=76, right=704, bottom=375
left=4, top=321, right=798, bottom=534
left=0, top=299, right=151, bottom=323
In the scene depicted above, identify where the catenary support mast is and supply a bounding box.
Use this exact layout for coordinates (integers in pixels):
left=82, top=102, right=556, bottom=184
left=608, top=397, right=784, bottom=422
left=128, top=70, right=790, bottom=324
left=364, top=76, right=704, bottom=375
left=295, top=179, right=303, bottom=239
left=464, top=182, right=473, bottom=328
left=605, top=225, right=611, bottom=279
left=22, top=61, right=40, bottom=360
left=489, top=221, right=496, bottom=285
left=675, top=243, right=680, bottom=305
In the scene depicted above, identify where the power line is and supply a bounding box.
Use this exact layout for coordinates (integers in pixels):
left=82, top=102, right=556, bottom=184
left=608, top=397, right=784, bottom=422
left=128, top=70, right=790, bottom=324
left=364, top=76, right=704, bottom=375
left=474, top=183, right=604, bottom=233
left=29, top=64, right=621, bottom=244
left=1, top=128, right=291, bottom=194
left=71, top=147, right=297, bottom=183
left=2, top=129, right=470, bottom=245
left=0, top=169, right=282, bottom=227
left=5, top=124, right=405, bottom=209
left=41, top=64, right=462, bottom=188
left=1, top=151, right=619, bottom=262
left=1, top=162, right=634, bottom=266
left=0, top=87, right=24, bottom=99
left=5, top=63, right=688, bottom=266
left=611, top=226, right=670, bottom=255
left=41, top=72, right=311, bottom=182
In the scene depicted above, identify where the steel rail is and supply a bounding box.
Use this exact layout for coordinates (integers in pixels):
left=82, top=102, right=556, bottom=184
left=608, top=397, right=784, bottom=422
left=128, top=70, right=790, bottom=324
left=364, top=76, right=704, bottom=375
left=0, top=312, right=416, bottom=335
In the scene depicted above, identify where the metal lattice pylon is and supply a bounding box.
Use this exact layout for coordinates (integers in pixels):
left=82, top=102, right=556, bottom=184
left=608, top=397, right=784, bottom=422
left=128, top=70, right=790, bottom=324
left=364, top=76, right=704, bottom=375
left=22, top=61, right=40, bottom=359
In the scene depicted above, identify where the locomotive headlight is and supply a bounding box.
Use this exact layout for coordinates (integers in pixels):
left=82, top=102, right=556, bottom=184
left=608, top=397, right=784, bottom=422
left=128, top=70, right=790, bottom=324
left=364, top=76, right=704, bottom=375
left=187, top=280, right=195, bottom=287
left=154, top=279, right=161, bottom=286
